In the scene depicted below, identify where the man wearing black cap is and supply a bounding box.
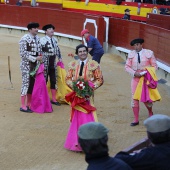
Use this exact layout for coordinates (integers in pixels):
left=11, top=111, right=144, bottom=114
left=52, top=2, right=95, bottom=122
left=40, top=24, right=62, bottom=106
left=115, top=114, right=170, bottom=169
left=125, top=38, right=158, bottom=126
left=122, top=9, right=131, bottom=20
left=78, top=122, right=132, bottom=170
left=19, top=22, right=42, bottom=112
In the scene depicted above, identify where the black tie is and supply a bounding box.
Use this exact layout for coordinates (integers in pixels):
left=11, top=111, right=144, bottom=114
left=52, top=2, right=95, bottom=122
left=79, top=62, right=84, bottom=76
left=137, top=53, right=141, bottom=63
left=34, top=37, right=37, bottom=45
left=51, top=38, right=54, bottom=48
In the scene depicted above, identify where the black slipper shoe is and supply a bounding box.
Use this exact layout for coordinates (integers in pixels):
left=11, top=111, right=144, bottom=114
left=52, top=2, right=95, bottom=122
left=26, top=106, right=33, bottom=113
left=130, top=122, right=139, bottom=126
left=51, top=101, right=61, bottom=106
left=20, top=107, right=33, bottom=113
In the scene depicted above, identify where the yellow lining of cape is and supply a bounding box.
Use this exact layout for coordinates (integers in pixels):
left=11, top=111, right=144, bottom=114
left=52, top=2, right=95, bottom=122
left=133, top=67, right=161, bottom=102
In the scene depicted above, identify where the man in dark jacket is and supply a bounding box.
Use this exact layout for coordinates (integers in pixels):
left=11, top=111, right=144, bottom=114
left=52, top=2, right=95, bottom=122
left=81, top=29, right=104, bottom=64
left=16, top=0, right=23, bottom=6
left=122, top=9, right=131, bottom=20
left=115, top=114, right=170, bottom=170
left=78, top=122, right=132, bottom=170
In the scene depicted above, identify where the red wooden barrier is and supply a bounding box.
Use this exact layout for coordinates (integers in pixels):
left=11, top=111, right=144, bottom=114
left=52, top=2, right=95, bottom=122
left=0, top=4, right=105, bottom=45
left=146, top=13, right=170, bottom=30
left=109, top=18, right=170, bottom=66
left=0, top=4, right=169, bottom=66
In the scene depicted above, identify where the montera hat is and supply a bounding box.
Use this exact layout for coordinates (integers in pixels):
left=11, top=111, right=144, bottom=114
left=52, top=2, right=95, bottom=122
left=78, top=122, right=109, bottom=140
left=130, top=38, right=144, bottom=46
left=42, top=24, right=55, bottom=31
left=27, top=22, right=39, bottom=30
left=81, top=29, right=89, bottom=36
left=144, top=114, right=170, bottom=133
left=125, top=8, right=131, bottom=12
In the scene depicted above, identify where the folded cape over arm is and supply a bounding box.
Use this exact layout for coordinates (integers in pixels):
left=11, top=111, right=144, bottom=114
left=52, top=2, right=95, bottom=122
left=133, top=67, right=161, bottom=103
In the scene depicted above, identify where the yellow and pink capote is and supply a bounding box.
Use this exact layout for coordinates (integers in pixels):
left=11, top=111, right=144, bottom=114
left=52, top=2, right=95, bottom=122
left=47, top=61, right=72, bottom=104
left=133, top=67, right=161, bottom=103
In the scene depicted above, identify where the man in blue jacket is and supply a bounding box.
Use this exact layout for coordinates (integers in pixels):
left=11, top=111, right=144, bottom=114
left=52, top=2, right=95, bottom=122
left=122, top=8, right=131, bottom=20
left=115, top=114, right=170, bottom=170
left=81, top=29, right=104, bottom=64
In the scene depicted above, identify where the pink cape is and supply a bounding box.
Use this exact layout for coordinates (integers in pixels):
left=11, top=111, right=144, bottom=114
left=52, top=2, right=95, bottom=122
left=31, top=64, right=53, bottom=113
left=57, top=61, right=64, bottom=68
left=64, top=109, right=95, bottom=151
left=140, top=70, right=157, bottom=102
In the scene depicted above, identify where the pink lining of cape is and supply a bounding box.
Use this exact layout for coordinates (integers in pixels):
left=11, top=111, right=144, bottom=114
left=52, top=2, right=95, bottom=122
left=31, top=64, right=53, bottom=113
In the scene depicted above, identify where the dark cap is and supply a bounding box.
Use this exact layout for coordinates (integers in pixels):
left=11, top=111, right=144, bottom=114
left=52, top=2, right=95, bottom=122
left=144, top=114, right=170, bottom=133
left=78, top=122, right=109, bottom=140
left=27, top=22, right=39, bottom=30
left=125, top=8, right=131, bottom=12
left=130, top=38, right=144, bottom=46
left=42, top=24, right=55, bottom=31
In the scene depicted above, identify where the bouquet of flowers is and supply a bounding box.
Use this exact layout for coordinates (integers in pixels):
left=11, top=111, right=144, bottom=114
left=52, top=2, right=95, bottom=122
left=72, top=78, right=94, bottom=98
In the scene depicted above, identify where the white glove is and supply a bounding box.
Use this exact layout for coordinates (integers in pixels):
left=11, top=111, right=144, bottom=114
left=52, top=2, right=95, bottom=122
left=140, top=71, right=147, bottom=76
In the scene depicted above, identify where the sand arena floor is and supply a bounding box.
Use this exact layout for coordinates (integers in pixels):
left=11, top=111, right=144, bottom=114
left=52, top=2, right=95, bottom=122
left=0, top=33, right=170, bottom=170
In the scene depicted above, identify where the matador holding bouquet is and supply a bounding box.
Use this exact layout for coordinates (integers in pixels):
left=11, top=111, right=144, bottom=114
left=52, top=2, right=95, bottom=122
left=64, top=44, right=104, bottom=152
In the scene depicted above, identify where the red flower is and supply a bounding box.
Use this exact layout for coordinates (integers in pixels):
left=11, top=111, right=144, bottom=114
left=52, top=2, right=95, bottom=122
left=68, top=53, right=74, bottom=57
left=76, top=81, right=85, bottom=90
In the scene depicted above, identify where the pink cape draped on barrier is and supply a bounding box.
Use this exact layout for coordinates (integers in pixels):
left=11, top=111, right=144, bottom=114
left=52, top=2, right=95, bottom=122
left=64, top=107, right=95, bottom=151
left=31, top=64, right=53, bottom=113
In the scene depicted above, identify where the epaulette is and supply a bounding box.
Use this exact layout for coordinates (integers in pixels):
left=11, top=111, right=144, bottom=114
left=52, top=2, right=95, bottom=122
left=128, top=50, right=135, bottom=58
left=40, top=37, right=48, bottom=46
left=88, top=59, right=99, bottom=71
left=144, top=49, right=153, bottom=58
left=20, top=34, right=32, bottom=44
left=68, top=60, right=79, bottom=70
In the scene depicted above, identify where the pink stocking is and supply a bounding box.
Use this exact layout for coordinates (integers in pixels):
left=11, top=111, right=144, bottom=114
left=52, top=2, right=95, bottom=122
left=51, top=89, right=57, bottom=102
left=21, top=95, right=27, bottom=110
left=144, top=103, right=153, bottom=117
left=132, top=107, right=139, bottom=123
left=27, top=94, right=32, bottom=108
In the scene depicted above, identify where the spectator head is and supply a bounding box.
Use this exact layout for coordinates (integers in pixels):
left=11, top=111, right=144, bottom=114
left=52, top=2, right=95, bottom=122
left=27, top=22, right=39, bottom=30
left=42, top=24, right=55, bottom=31
left=78, top=122, right=109, bottom=154
left=81, top=29, right=89, bottom=37
left=125, top=8, right=131, bottom=13
left=144, top=114, right=170, bottom=144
